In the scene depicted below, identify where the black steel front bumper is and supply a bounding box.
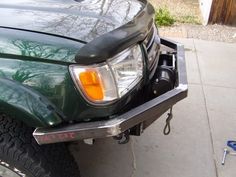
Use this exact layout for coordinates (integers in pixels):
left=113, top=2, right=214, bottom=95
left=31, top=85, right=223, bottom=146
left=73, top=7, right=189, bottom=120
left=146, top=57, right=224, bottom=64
left=33, top=38, right=188, bottom=145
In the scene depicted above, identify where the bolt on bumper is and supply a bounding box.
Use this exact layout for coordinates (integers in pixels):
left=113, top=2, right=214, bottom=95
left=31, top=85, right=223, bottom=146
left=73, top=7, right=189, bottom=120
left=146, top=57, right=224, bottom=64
left=33, top=38, right=188, bottom=145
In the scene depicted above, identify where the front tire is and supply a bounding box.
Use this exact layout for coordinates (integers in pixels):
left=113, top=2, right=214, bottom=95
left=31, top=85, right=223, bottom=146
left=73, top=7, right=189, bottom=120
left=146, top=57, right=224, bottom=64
left=0, top=114, right=80, bottom=177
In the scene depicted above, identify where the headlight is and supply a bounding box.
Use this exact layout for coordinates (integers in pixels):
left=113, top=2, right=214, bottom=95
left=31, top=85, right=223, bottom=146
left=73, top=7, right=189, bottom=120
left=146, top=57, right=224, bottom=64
left=69, top=45, right=143, bottom=104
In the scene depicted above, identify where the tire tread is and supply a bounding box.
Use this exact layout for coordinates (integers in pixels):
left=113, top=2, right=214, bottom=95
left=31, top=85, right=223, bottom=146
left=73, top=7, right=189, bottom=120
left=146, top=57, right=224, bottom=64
left=0, top=114, right=80, bottom=177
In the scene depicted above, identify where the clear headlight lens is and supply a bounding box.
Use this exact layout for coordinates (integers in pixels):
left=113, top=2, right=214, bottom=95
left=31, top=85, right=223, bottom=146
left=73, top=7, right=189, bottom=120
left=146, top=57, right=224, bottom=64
left=69, top=45, right=143, bottom=104
left=108, top=45, right=143, bottom=97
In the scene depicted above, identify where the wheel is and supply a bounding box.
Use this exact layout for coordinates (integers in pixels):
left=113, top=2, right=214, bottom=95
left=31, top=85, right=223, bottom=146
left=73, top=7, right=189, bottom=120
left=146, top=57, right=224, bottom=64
left=0, top=114, right=80, bottom=177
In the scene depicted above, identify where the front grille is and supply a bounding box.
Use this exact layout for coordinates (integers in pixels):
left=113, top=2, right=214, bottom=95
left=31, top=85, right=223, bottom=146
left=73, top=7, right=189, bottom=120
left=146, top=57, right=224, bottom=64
left=144, top=27, right=154, bottom=50
left=143, top=25, right=161, bottom=78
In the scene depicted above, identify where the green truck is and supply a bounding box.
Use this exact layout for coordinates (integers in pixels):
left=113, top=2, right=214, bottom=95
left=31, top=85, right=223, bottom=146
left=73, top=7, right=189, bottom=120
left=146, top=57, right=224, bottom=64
left=0, top=0, right=187, bottom=176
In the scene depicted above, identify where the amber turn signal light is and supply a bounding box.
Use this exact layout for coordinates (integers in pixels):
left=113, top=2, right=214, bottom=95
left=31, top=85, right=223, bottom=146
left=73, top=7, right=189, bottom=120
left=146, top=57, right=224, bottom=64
left=79, top=71, right=104, bottom=101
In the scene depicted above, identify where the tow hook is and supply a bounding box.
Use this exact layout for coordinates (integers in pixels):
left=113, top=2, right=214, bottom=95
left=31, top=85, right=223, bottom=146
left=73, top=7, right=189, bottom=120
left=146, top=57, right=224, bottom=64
left=163, top=107, right=173, bottom=135
left=114, top=130, right=130, bottom=144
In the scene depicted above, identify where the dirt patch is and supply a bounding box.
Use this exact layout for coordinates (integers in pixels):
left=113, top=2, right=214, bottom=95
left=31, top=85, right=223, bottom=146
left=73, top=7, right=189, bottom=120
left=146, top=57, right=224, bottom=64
left=150, top=0, right=201, bottom=24
left=149, top=0, right=236, bottom=43
left=159, top=24, right=236, bottom=43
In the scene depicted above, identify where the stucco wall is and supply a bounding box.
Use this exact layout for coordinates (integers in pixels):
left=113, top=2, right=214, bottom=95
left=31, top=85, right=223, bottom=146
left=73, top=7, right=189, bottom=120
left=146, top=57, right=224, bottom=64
left=199, top=0, right=213, bottom=25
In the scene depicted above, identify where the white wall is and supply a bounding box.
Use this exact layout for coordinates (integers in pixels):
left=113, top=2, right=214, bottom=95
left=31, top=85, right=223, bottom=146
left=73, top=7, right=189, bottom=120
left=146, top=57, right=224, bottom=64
left=199, top=0, right=213, bottom=25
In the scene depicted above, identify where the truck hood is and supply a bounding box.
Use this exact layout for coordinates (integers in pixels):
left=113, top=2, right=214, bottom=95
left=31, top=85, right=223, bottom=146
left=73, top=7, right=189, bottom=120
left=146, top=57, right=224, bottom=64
left=0, top=0, right=144, bottom=42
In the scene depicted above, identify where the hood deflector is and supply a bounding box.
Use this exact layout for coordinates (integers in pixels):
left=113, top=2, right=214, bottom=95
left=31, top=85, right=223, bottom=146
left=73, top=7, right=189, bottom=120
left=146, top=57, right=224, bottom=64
left=75, top=1, right=155, bottom=65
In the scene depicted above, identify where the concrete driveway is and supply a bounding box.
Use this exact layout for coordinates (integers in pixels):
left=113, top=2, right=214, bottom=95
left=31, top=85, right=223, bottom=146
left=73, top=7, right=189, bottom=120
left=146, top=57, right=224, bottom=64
left=71, top=38, right=236, bottom=177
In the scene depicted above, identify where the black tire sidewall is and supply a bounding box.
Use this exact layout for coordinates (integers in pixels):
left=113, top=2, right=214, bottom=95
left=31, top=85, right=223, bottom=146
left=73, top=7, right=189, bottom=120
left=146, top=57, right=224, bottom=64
left=0, top=114, right=80, bottom=177
left=0, top=155, right=31, bottom=177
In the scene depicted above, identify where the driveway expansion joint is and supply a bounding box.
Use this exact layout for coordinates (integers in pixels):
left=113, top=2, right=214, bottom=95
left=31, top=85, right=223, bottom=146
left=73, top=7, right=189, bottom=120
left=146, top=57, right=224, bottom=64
left=193, top=39, right=219, bottom=177
left=130, top=138, right=137, bottom=177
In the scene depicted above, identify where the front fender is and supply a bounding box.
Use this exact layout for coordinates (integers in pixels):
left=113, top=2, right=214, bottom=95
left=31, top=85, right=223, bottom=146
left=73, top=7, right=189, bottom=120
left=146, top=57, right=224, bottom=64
left=0, top=78, right=63, bottom=127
